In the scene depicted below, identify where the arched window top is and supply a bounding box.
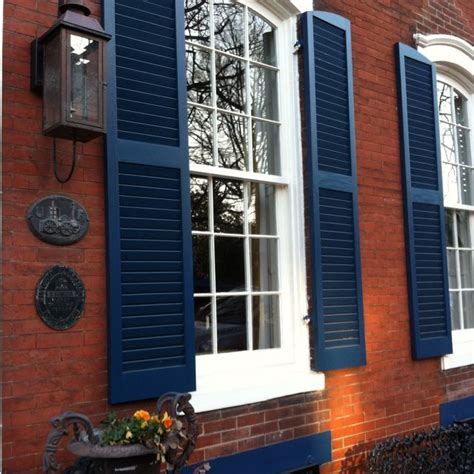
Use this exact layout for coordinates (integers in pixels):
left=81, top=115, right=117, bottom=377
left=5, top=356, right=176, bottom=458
left=240, top=0, right=312, bottom=21
left=415, top=33, right=474, bottom=93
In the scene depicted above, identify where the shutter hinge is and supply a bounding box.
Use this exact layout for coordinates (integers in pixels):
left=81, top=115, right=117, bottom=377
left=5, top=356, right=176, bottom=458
left=293, top=41, right=302, bottom=54
left=302, top=314, right=311, bottom=324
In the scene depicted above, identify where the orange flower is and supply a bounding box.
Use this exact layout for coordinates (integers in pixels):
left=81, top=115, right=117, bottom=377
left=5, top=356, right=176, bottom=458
left=162, top=411, right=173, bottom=429
left=133, top=410, right=150, bottom=421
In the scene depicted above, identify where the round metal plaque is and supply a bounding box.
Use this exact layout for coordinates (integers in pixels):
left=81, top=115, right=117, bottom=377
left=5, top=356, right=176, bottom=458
left=35, top=266, right=86, bottom=330
left=27, top=195, right=89, bottom=245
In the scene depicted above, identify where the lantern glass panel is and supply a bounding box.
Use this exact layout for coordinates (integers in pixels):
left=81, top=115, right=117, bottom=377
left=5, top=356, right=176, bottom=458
left=69, top=33, right=100, bottom=123
left=43, top=33, right=62, bottom=130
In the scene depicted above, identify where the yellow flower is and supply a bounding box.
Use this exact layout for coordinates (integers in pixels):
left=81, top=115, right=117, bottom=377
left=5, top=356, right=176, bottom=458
left=151, top=415, right=159, bottom=423
left=125, top=430, right=133, bottom=440
left=133, top=410, right=150, bottom=421
left=141, top=421, right=148, bottom=429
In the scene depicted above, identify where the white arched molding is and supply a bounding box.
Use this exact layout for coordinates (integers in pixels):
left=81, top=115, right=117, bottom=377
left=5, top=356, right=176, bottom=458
left=414, top=34, right=474, bottom=92
left=239, top=0, right=313, bottom=21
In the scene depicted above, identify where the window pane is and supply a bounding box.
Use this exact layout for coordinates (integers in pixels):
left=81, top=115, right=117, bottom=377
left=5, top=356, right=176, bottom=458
left=251, top=238, right=279, bottom=292
left=459, top=166, right=474, bottom=206
left=438, top=82, right=452, bottom=122
left=253, top=295, right=280, bottom=350
left=188, top=106, right=214, bottom=166
left=214, top=2, right=244, bottom=56
left=217, top=112, right=248, bottom=170
left=195, top=297, right=213, bottom=354
left=454, top=89, right=469, bottom=127
left=457, top=127, right=471, bottom=166
left=450, top=291, right=461, bottom=330
left=186, top=46, right=211, bottom=105
left=250, top=66, right=278, bottom=120
left=442, top=163, right=459, bottom=205
left=253, top=119, right=280, bottom=175
left=216, top=295, right=247, bottom=352
left=445, top=209, right=455, bottom=247
left=214, top=179, right=244, bottom=234
left=249, top=183, right=277, bottom=235
left=462, top=291, right=474, bottom=329
left=456, top=210, right=472, bottom=248
left=216, top=54, right=246, bottom=113
left=70, top=35, right=99, bottom=123
left=447, top=249, right=457, bottom=289
left=215, top=237, right=245, bottom=292
left=193, top=235, right=210, bottom=294
left=190, top=176, right=209, bottom=231
left=185, top=0, right=210, bottom=46
left=459, top=250, right=474, bottom=288
left=440, top=122, right=456, bottom=163
left=249, top=11, right=276, bottom=66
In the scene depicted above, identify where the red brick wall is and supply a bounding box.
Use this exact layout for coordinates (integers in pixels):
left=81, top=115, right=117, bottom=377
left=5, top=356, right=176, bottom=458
left=313, top=0, right=474, bottom=471
left=2, top=0, right=473, bottom=473
left=2, top=0, right=109, bottom=471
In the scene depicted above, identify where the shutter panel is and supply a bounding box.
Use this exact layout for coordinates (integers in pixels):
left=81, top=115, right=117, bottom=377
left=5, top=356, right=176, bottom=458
left=301, top=12, right=366, bottom=371
left=395, top=44, right=453, bottom=359
left=104, top=0, right=196, bottom=403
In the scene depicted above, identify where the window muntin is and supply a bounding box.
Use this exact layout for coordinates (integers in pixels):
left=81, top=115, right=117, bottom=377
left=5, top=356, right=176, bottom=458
left=185, top=0, right=283, bottom=355
left=440, top=81, right=474, bottom=331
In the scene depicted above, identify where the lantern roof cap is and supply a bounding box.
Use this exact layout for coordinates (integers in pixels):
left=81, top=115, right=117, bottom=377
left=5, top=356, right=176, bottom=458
left=39, top=0, right=111, bottom=43
left=59, top=0, right=91, bottom=16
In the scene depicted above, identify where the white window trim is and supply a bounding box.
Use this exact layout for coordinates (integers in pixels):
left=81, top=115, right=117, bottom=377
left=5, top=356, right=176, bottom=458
left=189, top=1, right=324, bottom=413
left=241, top=0, right=313, bottom=21
left=417, top=34, right=474, bottom=371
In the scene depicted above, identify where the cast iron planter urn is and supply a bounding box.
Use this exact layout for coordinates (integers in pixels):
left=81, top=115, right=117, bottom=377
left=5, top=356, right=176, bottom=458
left=43, top=393, right=198, bottom=474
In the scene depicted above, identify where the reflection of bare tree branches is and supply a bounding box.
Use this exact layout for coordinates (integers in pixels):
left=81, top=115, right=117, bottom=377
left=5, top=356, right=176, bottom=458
left=214, top=3, right=244, bottom=56
left=214, top=179, right=244, bottom=233
left=438, top=81, right=452, bottom=122
left=216, top=55, right=245, bottom=112
left=218, top=113, right=246, bottom=169
left=188, top=107, right=213, bottom=165
left=190, top=177, right=209, bottom=230
left=186, top=48, right=211, bottom=104
left=185, top=0, right=210, bottom=44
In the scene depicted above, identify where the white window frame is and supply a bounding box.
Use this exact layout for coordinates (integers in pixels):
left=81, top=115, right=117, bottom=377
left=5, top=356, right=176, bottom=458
left=416, top=34, right=474, bottom=371
left=188, top=0, right=324, bottom=413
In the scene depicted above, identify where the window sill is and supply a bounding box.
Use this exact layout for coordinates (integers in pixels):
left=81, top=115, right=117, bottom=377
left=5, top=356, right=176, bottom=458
left=441, top=329, right=474, bottom=370
left=190, top=365, right=325, bottom=413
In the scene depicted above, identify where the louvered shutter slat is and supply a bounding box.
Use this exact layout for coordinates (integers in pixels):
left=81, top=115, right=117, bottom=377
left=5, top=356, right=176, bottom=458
left=395, top=43, right=453, bottom=359
left=105, top=0, right=195, bottom=403
left=302, top=12, right=366, bottom=371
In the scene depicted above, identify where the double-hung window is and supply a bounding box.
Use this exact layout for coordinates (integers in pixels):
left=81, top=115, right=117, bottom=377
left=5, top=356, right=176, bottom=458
left=183, top=0, right=322, bottom=409
left=440, top=80, right=474, bottom=330
left=186, top=0, right=281, bottom=355
left=439, top=78, right=474, bottom=368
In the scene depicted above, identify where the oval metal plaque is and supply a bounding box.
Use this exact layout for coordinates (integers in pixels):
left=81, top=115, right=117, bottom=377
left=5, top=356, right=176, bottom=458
left=35, top=266, right=86, bottom=330
left=27, top=195, right=89, bottom=245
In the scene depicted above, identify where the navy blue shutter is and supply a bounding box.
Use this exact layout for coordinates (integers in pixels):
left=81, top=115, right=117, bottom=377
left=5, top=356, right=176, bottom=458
left=301, top=12, right=366, bottom=371
left=104, top=0, right=196, bottom=403
left=395, top=44, right=453, bottom=359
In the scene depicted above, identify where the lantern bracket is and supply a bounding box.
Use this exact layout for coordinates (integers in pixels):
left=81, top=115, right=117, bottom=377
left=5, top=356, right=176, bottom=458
left=53, top=138, right=78, bottom=184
